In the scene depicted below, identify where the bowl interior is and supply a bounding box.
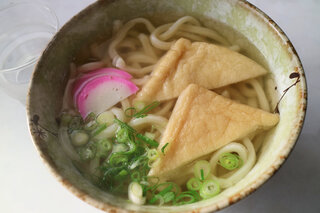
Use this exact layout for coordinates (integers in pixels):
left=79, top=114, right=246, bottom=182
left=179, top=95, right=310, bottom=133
left=28, top=0, right=306, bottom=212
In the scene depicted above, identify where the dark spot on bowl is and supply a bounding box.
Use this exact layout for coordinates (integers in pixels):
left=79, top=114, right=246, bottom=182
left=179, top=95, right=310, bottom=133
left=289, top=72, right=300, bottom=79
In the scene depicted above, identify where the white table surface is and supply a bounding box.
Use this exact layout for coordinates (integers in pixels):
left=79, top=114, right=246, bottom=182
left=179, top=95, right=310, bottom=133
left=1, top=0, right=319, bottom=212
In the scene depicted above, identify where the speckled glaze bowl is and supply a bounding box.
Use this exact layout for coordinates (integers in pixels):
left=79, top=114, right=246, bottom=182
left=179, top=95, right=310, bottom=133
left=27, top=0, right=307, bottom=212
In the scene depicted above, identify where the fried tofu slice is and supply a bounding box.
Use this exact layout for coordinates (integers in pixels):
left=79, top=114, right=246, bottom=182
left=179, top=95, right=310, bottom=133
left=149, top=84, right=279, bottom=179
left=136, top=38, right=267, bottom=102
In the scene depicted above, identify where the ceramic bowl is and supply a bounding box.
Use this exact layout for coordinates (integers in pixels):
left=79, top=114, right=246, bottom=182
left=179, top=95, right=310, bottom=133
left=27, top=0, right=307, bottom=212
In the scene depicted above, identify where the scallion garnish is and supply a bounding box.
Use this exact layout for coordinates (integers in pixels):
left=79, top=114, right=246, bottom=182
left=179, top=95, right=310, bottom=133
left=70, top=130, right=89, bottom=146
left=200, top=169, right=204, bottom=181
left=96, top=139, right=112, bottom=157
left=161, top=143, right=169, bottom=155
left=124, top=107, right=137, bottom=118
left=218, top=153, right=242, bottom=170
left=68, top=116, right=82, bottom=133
left=114, top=118, right=136, bottom=133
left=116, top=128, right=130, bottom=143
left=149, top=194, right=164, bottom=205
left=131, top=171, right=141, bottom=182
left=67, top=109, right=225, bottom=206
left=128, top=182, right=146, bottom=205
left=78, top=142, right=96, bottom=161
left=186, top=178, right=202, bottom=191
left=147, top=149, right=159, bottom=161
left=60, top=113, right=72, bottom=126
left=163, top=191, right=175, bottom=203
left=136, top=133, right=159, bottom=148
left=199, top=179, right=220, bottom=199
left=109, top=153, right=129, bottom=166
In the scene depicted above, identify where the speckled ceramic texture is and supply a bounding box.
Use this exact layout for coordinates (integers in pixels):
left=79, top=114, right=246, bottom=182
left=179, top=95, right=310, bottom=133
left=27, top=0, right=307, bottom=212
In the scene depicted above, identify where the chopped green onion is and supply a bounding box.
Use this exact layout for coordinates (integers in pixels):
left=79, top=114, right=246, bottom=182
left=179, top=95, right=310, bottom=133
left=116, top=128, right=130, bottom=143
left=60, top=113, right=72, bottom=126
left=115, top=169, right=128, bottom=179
left=154, top=183, right=173, bottom=196
left=149, top=194, right=164, bottom=205
left=68, top=116, right=82, bottom=132
left=91, top=123, right=107, bottom=137
left=173, top=191, right=199, bottom=205
left=112, top=143, right=128, bottom=153
left=199, top=179, right=220, bottom=199
left=109, top=153, right=128, bottom=166
left=129, top=156, right=146, bottom=170
left=128, top=182, right=146, bottom=205
left=125, top=107, right=137, bottom=118
left=193, top=160, right=211, bottom=180
left=136, top=133, right=159, bottom=147
left=147, top=149, right=159, bottom=161
left=145, top=132, right=155, bottom=140
left=97, top=111, right=115, bottom=125
left=70, top=130, right=89, bottom=146
left=84, top=120, right=98, bottom=131
left=152, top=182, right=180, bottom=196
left=200, top=169, right=204, bottom=181
left=133, top=101, right=160, bottom=118
left=218, top=153, right=242, bottom=170
left=186, top=178, right=202, bottom=191
left=131, top=171, right=140, bottom=182
left=125, top=140, right=137, bottom=154
left=78, top=143, right=96, bottom=161
left=161, top=143, right=169, bottom=155
left=84, top=112, right=96, bottom=123
left=163, top=191, right=175, bottom=203
left=114, top=118, right=136, bottom=133
left=96, top=139, right=112, bottom=157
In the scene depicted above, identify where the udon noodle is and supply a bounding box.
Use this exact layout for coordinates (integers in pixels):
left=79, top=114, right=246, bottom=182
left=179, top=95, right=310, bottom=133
left=60, top=16, right=278, bottom=206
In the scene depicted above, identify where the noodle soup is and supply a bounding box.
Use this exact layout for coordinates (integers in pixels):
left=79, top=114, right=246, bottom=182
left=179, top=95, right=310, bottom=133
left=59, top=16, right=279, bottom=206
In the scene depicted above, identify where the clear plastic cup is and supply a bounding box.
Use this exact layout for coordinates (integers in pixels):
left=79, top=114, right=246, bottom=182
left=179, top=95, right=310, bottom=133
left=0, top=2, right=59, bottom=104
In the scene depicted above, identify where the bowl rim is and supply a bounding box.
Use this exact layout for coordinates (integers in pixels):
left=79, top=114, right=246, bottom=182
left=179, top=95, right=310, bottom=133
left=26, top=0, right=307, bottom=212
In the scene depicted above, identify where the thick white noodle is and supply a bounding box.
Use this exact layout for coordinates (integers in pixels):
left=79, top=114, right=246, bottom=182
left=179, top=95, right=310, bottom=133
left=138, top=33, right=158, bottom=59
left=126, top=52, right=158, bottom=64
left=209, top=138, right=256, bottom=188
left=265, top=77, right=278, bottom=111
left=121, top=98, right=131, bottom=112
left=236, top=83, right=257, bottom=98
left=131, top=75, right=151, bottom=86
left=129, top=115, right=168, bottom=133
left=77, top=61, right=105, bottom=73
left=108, top=18, right=155, bottom=68
left=248, top=79, right=270, bottom=112
left=247, top=97, right=259, bottom=108
left=227, top=87, right=247, bottom=104
left=110, top=107, right=126, bottom=122
left=154, top=100, right=175, bottom=117
left=209, top=142, right=248, bottom=174
left=94, top=124, right=118, bottom=140
left=88, top=157, right=100, bottom=177
left=178, top=24, right=228, bottom=45
left=58, top=127, right=80, bottom=161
